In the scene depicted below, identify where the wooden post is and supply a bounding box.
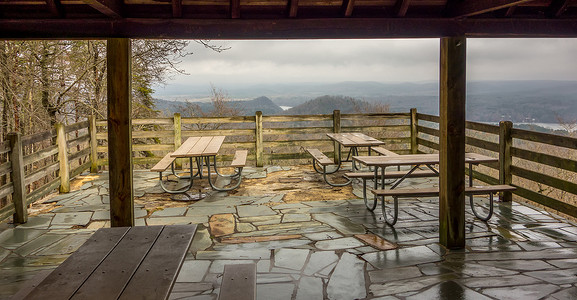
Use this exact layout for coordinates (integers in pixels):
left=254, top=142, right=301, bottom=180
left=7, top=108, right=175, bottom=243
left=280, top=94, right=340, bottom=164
left=499, top=120, right=513, bottom=202
left=333, top=110, right=341, bottom=163
left=173, top=113, right=182, bottom=169
left=410, top=108, right=418, bottom=154
left=107, top=38, right=134, bottom=227
left=255, top=111, right=263, bottom=167
left=89, top=115, right=99, bottom=173
left=56, top=123, right=70, bottom=193
left=8, top=132, right=27, bottom=224
left=439, top=36, right=467, bottom=249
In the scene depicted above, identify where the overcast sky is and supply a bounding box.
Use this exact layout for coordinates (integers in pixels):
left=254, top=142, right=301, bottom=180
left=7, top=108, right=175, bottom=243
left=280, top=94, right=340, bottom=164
left=153, top=38, right=577, bottom=99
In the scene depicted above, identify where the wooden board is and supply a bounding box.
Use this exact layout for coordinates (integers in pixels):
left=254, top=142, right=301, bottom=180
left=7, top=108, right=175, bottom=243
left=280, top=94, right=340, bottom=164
left=203, top=136, right=226, bottom=156
left=151, top=152, right=176, bottom=172
left=187, top=136, right=214, bottom=156
left=305, top=148, right=333, bottom=166
left=372, top=147, right=399, bottom=156
left=218, top=264, right=256, bottom=300
left=171, top=136, right=201, bottom=157
left=354, top=153, right=497, bottom=167
left=372, top=185, right=516, bottom=197
left=345, top=169, right=437, bottom=179
left=230, top=150, right=248, bottom=167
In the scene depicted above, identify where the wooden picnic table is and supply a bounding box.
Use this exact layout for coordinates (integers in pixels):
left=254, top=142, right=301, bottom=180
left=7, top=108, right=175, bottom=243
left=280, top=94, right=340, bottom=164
left=17, top=225, right=197, bottom=300
left=326, top=133, right=385, bottom=170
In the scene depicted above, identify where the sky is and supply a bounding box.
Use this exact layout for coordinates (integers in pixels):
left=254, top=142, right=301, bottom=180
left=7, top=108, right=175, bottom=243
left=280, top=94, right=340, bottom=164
left=152, top=38, right=577, bottom=100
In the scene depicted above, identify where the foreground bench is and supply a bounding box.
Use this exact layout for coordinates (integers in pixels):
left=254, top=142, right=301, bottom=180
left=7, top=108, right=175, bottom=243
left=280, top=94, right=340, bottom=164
left=305, top=148, right=352, bottom=187
left=17, top=225, right=197, bottom=300
left=372, top=185, right=516, bottom=225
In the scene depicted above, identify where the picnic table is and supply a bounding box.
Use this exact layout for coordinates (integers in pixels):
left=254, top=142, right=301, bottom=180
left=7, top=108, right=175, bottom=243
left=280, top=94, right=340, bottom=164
left=326, top=132, right=385, bottom=170
left=15, top=225, right=197, bottom=300
left=152, top=136, right=247, bottom=193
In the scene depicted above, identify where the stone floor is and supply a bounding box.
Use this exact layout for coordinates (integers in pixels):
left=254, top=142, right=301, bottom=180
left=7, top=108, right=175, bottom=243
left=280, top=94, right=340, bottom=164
left=1, top=166, right=577, bottom=299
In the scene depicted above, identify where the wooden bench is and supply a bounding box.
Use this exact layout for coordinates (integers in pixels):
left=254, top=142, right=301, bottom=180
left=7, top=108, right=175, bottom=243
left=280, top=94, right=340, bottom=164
left=151, top=152, right=196, bottom=194
left=372, top=146, right=399, bottom=157
left=305, top=148, right=352, bottom=187
left=371, top=185, right=516, bottom=225
left=218, top=264, right=256, bottom=300
left=230, top=150, right=248, bottom=168
left=16, top=225, right=197, bottom=300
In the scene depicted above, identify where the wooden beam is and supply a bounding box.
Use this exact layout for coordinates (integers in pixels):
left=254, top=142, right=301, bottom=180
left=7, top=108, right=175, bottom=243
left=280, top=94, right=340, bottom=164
left=231, top=0, right=240, bottom=19
left=1, top=18, right=577, bottom=39
left=447, top=0, right=537, bottom=18
left=342, top=0, right=355, bottom=17
left=439, top=36, right=466, bottom=249
left=45, top=0, right=64, bottom=18
left=395, top=0, right=411, bottom=17
left=107, top=38, right=134, bottom=227
left=82, top=0, right=122, bottom=18
left=172, top=0, right=182, bottom=18
left=288, top=0, right=299, bottom=18
left=549, top=0, right=570, bottom=18
left=504, top=5, right=516, bottom=17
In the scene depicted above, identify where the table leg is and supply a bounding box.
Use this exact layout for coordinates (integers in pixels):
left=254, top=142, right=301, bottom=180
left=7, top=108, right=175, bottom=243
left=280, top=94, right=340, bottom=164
left=207, top=155, right=243, bottom=191
left=159, top=157, right=195, bottom=194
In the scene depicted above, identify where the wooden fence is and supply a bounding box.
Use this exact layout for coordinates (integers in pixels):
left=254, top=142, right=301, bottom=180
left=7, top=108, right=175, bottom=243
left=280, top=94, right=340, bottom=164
left=417, top=113, right=577, bottom=219
left=1, top=109, right=576, bottom=223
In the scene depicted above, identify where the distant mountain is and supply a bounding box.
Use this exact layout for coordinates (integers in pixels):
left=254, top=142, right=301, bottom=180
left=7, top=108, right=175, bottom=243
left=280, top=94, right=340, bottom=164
left=284, top=95, right=381, bottom=115
left=154, top=96, right=284, bottom=116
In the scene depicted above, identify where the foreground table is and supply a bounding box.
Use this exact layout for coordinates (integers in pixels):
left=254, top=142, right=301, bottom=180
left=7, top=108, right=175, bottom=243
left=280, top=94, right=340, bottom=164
left=19, top=225, right=197, bottom=300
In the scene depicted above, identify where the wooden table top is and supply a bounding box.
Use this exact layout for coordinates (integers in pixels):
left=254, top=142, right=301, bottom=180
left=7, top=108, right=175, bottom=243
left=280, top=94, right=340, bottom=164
left=171, top=136, right=225, bottom=158
left=326, top=133, right=385, bottom=147
left=23, top=225, right=197, bottom=300
left=353, top=152, right=498, bottom=167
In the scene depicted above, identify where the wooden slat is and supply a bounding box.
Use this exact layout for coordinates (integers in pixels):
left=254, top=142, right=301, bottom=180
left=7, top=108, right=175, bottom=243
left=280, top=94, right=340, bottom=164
left=0, top=183, right=14, bottom=200
left=10, top=269, right=53, bottom=300
left=342, top=113, right=410, bottom=120
left=288, top=0, right=299, bottom=17
left=0, top=140, right=10, bottom=155
left=24, top=227, right=130, bottom=300
left=25, top=162, right=60, bottom=186
left=416, top=113, right=439, bottom=123
left=132, top=130, right=174, bottom=139
left=0, top=161, right=12, bottom=176
left=187, top=136, right=214, bottom=156
left=345, top=169, right=437, bottom=179
left=448, top=0, right=535, bottom=18
left=372, top=147, right=399, bottom=156
left=417, top=137, right=439, bottom=151
left=151, top=153, right=176, bottom=172
left=68, top=134, right=90, bottom=149
left=21, top=130, right=56, bottom=147
left=466, top=120, right=499, bottom=134
left=64, top=120, right=89, bottom=133
left=23, top=145, right=58, bottom=166
left=417, top=125, right=439, bottom=137
left=372, top=185, right=516, bottom=197
left=511, top=165, right=577, bottom=196
left=82, top=0, right=123, bottom=18
left=119, top=225, right=197, bottom=300
left=132, top=118, right=173, bottom=125
left=305, top=148, right=333, bottom=166
left=512, top=147, right=577, bottom=173
left=70, top=161, right=91, bottom=179
left=203, top=136, right=226, bottom=156
left=230, top=150, right=248, bottom=167
left=218, top=264, right=256, bottom=300
left=171, top=136, right=201, bottom=157
left=71, top=226, right=164, bottom=299
left=172, top=0, right=182, bottom=17
left=182, top=116, right=254, bottom=124
left=262, top=115, right=331, bottom=122
left=511, top=127, right=577, bottom=150
left=69, top=147, right=91, bottom=161
left=0, top=202, right=15, bottom=223
left=26, top=178, right=60, bottom=205
left=342, top=0, right=355, bottom=17
left=395, top=0, right=411, bottom=16
left=466, top=136, right=499, bottom=153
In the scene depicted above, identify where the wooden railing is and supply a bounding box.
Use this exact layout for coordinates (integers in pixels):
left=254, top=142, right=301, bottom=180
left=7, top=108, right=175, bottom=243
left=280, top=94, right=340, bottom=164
left=417, top=113, right=577, bottom=219
left=2, top=110, right=576, bottom=222
left=0, top=119, right=92, bottom=222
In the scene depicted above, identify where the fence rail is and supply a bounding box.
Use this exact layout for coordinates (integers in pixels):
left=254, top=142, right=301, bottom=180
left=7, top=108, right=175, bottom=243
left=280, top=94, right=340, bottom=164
left=2, top=110, right=576, bottom=223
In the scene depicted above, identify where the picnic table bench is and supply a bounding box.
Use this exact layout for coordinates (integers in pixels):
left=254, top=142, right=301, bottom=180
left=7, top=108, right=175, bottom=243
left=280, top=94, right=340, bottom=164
left=14, top=225, right=197, bottom=300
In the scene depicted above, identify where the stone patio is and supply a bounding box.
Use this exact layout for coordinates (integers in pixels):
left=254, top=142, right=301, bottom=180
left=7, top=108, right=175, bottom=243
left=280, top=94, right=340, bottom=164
left=1, top=167, right=577, bottom=299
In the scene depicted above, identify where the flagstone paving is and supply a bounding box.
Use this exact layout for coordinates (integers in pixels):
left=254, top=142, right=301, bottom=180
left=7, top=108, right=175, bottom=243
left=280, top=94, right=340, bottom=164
left=1, top=167, right=577, bottom=299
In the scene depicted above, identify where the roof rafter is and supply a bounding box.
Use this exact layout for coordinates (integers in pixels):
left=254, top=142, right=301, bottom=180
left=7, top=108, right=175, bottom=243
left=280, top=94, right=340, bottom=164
left=172, top=0, right=182, bottom=18
left=342, top=0, right=356, bottom=17
left=549, top=0, right=570, bottom=18
left=45, top=0, right=64, bottom=18
left=447, top=0, right=537, bottom=18
left=231, top=0, right=240, bottom=19
left=82, top=0, right=122, bottom=18
left=395, top=0, right=411, bottom=17
left=288, top=0, right=299, bottom=18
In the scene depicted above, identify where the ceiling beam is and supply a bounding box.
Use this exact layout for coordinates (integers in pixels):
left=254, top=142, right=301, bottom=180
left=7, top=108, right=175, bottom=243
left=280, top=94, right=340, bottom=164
left=231, top=0, right=240, bottom=19
left=172, top=0, right=182, bottom=18
left=1, top=18, right=576, bottom=39
left=45, top=0, right=64, bottom=18
left=549, top=0, right=569, bottom=18
left=504, top=5, right=516, bottom=17
left=82, top=0, right=122, bottom=18
left=342, top=0, right=355, bottom=17
left=288, top=0, right=299, bottom=18
left=447, top=0, right=537, bottom=18
left=395, top=0, right=411, bottom=17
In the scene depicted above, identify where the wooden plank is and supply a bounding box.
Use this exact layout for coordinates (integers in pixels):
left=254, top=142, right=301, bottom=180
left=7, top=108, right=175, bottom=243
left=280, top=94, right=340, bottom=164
left=230, top=150, right=248, bottom=167
left=70, top=161, right=91, bottom=179
left=10, top=269, right=53, bottom=300
left=466, top=136, right=499, bottom=153
left=0, top=161, right=12, bottom=177
left=305, top=148, right=333, bottom=166
left=132, top=118, right=173, bottom=125
left=262, top=115, right=331, bottom=122
left=417, top=113, right=439, bottom=123
left=439, top=36, right=467, bottom=249
left=26, top=178, right=60, bottom=205
left=182, top=116, right=254, bottom=124
left=333, top=110, right=341, bottom=164
left=187, top=136, right=213, bottom=156
left=0, top=202, right=15, bottom=223
left=23, top=145, right=58, bottom=166
left=130, top=130, right=173, bottom=139
left=514, top=186, right=577, bottom=218
left=82, top=0, right=123, bottom=18
left=183, top=129, right=254, bottom=137
left=119, top=225, right=197, bottom=300
left=64, top=120, right=90, bottom=133
left=172, top=136, right=201, bottom=157
left=512, top=165, right=577, bottom=196
left=25, top=162, right=59, bottom=186
left=203, top=136, right=226, bottom=156
left=71, top=226, right=163, bottom=299
left=21, top=130, right=56, bottom=147
left=218, top=264, right=256, bottom=300
left=511, top=147, right=577, bottom=173
left=417, top=137, right=439, bottom=151
left=342, top=112, right=410, bottom=120
left=263, top=127, right=332, bottom=135
left=372, top=185, right=516, bottom=197
left=511, top=127, right=577, bottom=150
left=372, top=147, right=399, bottom=156
left=0, top=140, right=10, bottom=155
left=448, top=0, right=535, bottom=18
left=69, top=147, right=91, bottom=161
left=151, top=153, right=176, bottom=172
left=0, top=183, right=14, bottom=202
left=107, top=38, right=134, bottom=227
left=345, top=169, right=437, bottom=179
left=395, top=0, right=411, bottom=16
left=68, top=134, right=90, bottom=149
left=172, top=0, right=182, bottom=17
left=25, top=227, right=130, bottom=300
left=288, top=0, right=299, bottom=17
left=466, top=120, right=499, bottom=134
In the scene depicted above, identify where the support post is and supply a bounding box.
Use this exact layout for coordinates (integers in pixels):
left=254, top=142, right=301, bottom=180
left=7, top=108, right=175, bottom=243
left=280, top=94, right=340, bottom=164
left=439, top=36, right=467, bottom=249
left=8, top=132, right=27, bottom=224
left=173, top=113, right=182, bottom=169
left=56, top=123, right=70, bottom=193
left=89, top=115, right=99, bottom=173
left=255, top=111, right=263, bottom=167
left=333, top=110, right=341, bottom=163
left=410, top=108, right=418, bottom=154
left=107, top=38, right=134, bottom=227
left=499, top=120, right=513, bottom=202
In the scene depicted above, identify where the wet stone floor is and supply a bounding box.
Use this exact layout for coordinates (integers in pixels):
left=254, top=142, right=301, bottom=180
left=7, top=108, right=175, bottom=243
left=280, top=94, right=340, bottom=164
left=1, top=167, right=577, bottom=299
